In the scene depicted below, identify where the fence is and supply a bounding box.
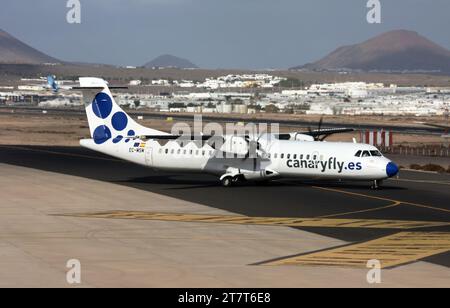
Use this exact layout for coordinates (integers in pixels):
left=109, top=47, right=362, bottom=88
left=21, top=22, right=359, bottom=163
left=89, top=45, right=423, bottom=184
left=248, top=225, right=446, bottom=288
left=382, top=145, right=450, bottom=157
left=360, top=131, right=393, bottom=148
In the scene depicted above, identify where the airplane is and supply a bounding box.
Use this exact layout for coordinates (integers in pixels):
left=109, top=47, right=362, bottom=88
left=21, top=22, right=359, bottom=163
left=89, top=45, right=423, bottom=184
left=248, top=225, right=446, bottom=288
left=75, top=77, right=399, bottom=189
left=46, top=75, right=59, bottom=93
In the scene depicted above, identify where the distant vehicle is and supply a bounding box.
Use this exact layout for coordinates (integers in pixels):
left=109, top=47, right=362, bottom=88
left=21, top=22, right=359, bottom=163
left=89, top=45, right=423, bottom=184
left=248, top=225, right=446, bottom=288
left=76, top=77, right=399, bottom=189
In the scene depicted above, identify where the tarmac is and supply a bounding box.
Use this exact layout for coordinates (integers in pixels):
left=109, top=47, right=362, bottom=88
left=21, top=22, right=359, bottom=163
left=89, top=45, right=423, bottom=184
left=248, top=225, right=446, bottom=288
left=0, top=145, right=449, bottom=287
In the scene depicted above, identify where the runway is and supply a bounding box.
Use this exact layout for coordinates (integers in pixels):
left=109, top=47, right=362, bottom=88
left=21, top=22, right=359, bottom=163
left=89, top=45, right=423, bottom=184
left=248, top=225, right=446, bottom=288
left=1, top=144, right=449, bottom=269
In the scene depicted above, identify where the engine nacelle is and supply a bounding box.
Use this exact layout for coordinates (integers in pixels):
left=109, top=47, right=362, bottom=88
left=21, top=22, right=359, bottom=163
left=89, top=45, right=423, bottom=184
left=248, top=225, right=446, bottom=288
left=241, top=169, right=279, bottom=181
left=291, top=133, right=315, bottom=142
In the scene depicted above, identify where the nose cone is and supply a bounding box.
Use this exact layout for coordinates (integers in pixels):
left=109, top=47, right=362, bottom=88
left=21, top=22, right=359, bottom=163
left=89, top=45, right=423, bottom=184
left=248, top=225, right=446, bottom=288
left=386, top=162, right=399, bottom=178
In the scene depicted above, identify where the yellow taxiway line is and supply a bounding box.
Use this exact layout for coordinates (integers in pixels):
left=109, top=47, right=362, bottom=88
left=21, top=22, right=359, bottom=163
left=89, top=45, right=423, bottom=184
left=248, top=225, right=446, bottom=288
left=312, top=186, right=450, bottom=214
left=263, top=232, right=450, bottom=269
left=58, top=211, right=450, bottom=230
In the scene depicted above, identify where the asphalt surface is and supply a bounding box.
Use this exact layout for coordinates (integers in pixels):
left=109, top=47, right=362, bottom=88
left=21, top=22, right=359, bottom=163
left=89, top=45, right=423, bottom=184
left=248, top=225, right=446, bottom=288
left=1, top=144, right=449, bottom=267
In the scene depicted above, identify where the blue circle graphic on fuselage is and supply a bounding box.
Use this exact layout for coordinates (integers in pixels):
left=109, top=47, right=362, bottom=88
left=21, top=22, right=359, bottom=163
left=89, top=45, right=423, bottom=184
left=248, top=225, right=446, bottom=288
left=93, top=125, right=112, bottom=144
left=92, top=93, right=113, bottom=119
left=111, top=112, right=128, bottom=131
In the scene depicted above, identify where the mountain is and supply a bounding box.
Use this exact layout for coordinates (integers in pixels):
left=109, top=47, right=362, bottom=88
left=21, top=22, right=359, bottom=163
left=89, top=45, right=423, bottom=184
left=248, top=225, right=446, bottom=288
left=144, top=54, right=198, bottom=69
left=294, top=30, right=450, bottom=73
left=0, top=29, right=59, bottom=64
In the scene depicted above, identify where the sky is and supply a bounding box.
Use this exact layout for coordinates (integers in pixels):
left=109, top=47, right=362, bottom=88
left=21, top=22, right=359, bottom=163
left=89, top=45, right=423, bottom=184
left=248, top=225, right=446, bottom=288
left=1, top=0, right=450, bottom=69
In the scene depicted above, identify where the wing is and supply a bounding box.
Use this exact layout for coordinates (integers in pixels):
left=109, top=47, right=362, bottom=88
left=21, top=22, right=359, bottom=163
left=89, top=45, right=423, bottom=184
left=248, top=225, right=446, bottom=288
left=423, top=123, right=450, bottom=130
left=276, top=128, right=355, bottom=141
left=303, top=128, right=355, bottom=138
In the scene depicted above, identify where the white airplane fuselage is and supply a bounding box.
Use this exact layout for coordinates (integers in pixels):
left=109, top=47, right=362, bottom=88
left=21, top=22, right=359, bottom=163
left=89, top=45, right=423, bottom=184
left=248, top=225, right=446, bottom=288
left=81, top=137, right=396, bottom=183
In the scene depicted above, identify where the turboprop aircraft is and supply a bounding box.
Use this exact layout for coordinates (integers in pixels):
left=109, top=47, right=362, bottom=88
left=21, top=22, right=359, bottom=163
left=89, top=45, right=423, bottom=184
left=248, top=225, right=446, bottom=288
left=76, top=77, right=399, bottom=189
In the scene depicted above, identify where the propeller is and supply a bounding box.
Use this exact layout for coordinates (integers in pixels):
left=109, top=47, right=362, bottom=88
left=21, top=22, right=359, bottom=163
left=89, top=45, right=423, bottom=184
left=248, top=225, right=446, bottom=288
left=318, top=116, right=323, bottom=132
left=242, top=124, right=269, bottom=160
left=308, top=116, right=324, bottom=141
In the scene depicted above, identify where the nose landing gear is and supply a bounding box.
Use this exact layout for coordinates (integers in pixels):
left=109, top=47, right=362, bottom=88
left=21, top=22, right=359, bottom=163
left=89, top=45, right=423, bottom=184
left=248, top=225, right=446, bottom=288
left=371, top=180, right=383, bottom=190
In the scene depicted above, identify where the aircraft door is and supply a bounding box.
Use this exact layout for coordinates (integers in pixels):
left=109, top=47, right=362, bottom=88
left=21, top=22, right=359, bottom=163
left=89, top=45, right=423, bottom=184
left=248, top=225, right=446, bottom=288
left=145, top=144, right=153, bottom=166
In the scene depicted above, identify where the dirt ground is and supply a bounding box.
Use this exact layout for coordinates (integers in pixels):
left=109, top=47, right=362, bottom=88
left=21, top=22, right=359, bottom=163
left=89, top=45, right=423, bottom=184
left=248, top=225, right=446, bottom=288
left=0, top=112, right=446, bottom=147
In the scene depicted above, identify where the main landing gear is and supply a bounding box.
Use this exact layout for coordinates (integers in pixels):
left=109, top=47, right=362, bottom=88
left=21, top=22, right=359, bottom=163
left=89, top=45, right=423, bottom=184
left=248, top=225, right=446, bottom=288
left=221, top=176, right=233, bottom=187
left=220, top=175, right=245, bottom=187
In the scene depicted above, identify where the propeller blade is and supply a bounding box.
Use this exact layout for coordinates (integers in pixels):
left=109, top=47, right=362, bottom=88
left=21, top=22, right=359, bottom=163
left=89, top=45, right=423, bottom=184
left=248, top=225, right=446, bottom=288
left=318, top=116, right=323, bottom=132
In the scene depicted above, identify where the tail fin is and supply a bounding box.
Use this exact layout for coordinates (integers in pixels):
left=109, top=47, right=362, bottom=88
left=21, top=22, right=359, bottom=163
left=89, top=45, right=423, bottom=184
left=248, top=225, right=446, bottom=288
left=77, top=77, right=166, bottom=145
left=47, top=75, right=59, bottom=93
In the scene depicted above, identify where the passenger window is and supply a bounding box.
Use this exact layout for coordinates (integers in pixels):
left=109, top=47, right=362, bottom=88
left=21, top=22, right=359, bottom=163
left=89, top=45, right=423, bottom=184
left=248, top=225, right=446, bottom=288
left=362, top=151, right=371, bottom=157
left=281, top=154, right=285, bottom=159
left=158, top=149, right=162, bottom=154
left=183, top=150, right=187, bottom=155
left=165, top=149, right=169, bottom=154
left=313, top=155, right=317, bottom=160
left=293, top=154, right=297, bottom=159
left=274, top=153, right=278, bottom=159
left=306, top=155, right=310, bottom=160
left=195, top=150, right=199, bottom=156
left=287, top=154, right=291, bottom=159
left=190, top=150, right=193, bottom=155
left=300, top=154, right=303, bottom=160
left=177, top=149, right=181, bottom=155
left=171, top=149, right=175, bottom=154
left=355, top=150, right=362, bottom=157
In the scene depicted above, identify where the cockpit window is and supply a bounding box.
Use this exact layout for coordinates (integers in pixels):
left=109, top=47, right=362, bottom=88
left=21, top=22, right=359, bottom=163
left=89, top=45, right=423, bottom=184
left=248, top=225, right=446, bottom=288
left=355, top=150, right=362, bottom=157
left=361, top=151, right=371, bottom=157
left=370, top=150, right=382, bottom=157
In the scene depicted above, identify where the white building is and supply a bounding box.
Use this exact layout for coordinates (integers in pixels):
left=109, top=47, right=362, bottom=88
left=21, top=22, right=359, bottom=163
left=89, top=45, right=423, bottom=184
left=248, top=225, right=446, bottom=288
left=129, top=80, right=142, bottom=86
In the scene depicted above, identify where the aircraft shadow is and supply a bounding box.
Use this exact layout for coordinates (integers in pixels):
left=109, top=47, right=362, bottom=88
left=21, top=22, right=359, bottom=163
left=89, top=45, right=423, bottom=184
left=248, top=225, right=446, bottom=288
left=117, top=175, right=407, bottom=191
left=288, top=180, right=408, bottom=191
left=116, top=174, right=220, bottom=189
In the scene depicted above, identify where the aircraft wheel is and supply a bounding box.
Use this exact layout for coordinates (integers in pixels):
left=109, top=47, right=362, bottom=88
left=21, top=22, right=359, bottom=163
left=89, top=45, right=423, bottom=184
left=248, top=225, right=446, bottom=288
left=232, top=175, right=243, bottom=184
left=221, top=176, right=233, bottom=187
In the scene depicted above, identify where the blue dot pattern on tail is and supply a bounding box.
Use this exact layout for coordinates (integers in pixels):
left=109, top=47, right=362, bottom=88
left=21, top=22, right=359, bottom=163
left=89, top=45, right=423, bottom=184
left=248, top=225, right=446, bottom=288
left=111, top=111, right=128, bottom=131
left=93, top=125, right=112, bottom=144
left=90, top=93, right=136, bottom=144
left=92, top=93, right=113, bottom=119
